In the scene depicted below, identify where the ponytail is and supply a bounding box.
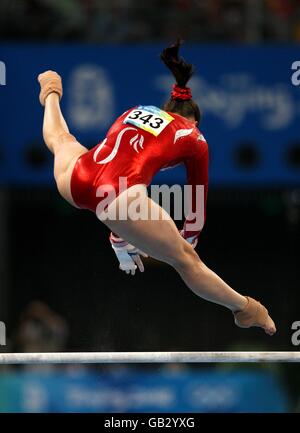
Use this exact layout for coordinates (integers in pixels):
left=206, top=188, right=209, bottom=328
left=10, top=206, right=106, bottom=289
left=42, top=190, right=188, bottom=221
left=160, top=38, right=194, bottom=88
left=160, top=39, right=201, bottom=123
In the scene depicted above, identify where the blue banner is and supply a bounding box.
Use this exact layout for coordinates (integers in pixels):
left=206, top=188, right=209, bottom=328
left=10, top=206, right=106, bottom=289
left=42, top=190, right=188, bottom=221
left=0, top=368, right=288, bottom=412
left=0, top=44, right=299, bottom=186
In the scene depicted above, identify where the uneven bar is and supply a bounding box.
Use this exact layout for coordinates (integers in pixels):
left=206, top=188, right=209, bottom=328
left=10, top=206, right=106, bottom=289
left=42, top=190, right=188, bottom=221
left=0, top=352, right=300, bottom=364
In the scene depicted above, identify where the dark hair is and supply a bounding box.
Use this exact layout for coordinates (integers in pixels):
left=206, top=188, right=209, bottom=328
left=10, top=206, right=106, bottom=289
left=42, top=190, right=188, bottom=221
left=160, top=39, right=201, bottom=123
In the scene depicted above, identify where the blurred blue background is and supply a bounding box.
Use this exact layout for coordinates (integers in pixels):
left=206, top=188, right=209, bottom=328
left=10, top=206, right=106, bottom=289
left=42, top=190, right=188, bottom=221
left=0, top=368, right=289, bottom=412
left=0, top=44, right=300, bottom=186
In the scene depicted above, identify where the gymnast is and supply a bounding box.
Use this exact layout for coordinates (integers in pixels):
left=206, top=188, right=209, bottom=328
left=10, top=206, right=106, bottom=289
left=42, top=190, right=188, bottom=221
left=37, top=40, right=276, bottom=335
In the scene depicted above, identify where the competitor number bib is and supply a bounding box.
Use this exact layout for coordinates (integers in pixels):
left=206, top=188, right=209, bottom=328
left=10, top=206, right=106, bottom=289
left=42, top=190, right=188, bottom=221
left=123, top=105, right=174, bottom=137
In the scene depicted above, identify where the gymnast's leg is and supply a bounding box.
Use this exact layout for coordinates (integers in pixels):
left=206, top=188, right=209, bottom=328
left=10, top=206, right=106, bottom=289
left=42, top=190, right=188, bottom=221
left=39, top=74, right=88, bottom=206
left=103, top=186, right=276, bottom=335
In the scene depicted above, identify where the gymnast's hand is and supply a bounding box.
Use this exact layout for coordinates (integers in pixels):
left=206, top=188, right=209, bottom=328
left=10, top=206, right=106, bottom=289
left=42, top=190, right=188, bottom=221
left=37, top=70, right=63, bottom=106
left=109, top=232, right=148, bottom=276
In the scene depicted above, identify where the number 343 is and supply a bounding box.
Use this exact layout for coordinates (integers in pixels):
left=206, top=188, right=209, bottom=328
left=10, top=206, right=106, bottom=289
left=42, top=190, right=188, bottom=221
left=128, top=110, right=164, bottom=129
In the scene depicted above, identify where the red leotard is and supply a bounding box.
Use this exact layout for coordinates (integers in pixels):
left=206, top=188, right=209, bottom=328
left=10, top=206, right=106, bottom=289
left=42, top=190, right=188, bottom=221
left=71, top=105, right=209, bottom=239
